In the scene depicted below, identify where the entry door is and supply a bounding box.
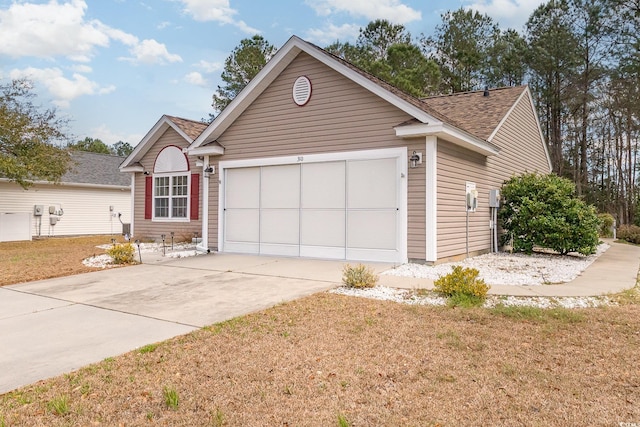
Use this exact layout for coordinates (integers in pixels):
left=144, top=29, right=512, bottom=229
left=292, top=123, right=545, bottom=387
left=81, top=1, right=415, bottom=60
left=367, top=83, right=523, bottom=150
left=223, top=157, right=400, bottom=262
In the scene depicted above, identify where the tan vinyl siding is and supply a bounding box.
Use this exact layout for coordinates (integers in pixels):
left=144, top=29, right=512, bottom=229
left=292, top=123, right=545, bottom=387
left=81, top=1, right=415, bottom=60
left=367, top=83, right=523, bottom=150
left=0, top=181, right=131, bottom=238
left=436, top=90, right=551, bottom=261
left=437, top=141, right=490, bottom=259
left=133, top=127, right=202, bottom=241
left=206, top=52, right=420, bottom=255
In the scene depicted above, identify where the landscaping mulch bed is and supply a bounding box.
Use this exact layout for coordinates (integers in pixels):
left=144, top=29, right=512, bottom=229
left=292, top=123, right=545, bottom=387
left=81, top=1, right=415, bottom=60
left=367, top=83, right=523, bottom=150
left=1, top=293, right=638, bottom=426
left=0, top=235, right=119, bottom=286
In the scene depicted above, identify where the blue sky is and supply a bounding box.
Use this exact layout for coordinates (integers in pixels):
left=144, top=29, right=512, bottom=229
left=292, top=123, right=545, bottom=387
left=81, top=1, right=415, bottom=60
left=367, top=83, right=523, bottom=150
left=0, top=0, right=545, bottom=148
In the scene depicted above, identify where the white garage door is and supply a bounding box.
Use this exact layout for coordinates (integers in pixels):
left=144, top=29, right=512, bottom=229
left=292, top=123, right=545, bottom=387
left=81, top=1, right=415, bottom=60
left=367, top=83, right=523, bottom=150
left=223, top=156, right=401, bottom=262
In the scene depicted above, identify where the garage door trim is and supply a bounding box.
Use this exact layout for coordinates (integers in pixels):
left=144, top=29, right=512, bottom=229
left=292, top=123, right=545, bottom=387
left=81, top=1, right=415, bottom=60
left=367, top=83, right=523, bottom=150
left=218, top=147, right=408, bottom=263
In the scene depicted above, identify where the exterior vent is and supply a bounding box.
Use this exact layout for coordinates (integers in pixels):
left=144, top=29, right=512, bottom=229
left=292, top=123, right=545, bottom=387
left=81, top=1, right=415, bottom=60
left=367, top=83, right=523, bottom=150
left=292, top=76, right=312, bottom=106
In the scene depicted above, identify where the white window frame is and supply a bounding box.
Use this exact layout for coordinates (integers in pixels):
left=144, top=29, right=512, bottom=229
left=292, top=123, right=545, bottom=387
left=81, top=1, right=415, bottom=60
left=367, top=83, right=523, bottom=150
left=152, top=171, right=190, bottom=222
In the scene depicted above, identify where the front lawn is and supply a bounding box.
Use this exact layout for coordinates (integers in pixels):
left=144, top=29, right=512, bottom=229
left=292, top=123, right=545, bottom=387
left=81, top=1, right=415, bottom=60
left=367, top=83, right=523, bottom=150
left=1, top=293, right=638, bottom=426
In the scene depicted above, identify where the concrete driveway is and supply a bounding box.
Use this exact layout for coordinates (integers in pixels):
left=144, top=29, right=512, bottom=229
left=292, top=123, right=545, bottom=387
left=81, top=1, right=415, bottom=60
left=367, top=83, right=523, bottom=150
left=0, top=254, right=391, bottom=394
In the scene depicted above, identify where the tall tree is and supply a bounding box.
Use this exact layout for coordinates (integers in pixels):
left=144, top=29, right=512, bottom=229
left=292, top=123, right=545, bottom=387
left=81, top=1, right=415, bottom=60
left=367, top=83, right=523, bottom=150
left=486, top=29, right=528, bottom=87
left=0, top=79, right=70, bottom=189
left=525, top=0, right=580, bottom=176
left=211, top=35, right=277, bottom=116
left=112, top=140, right=134, bottom=157
left=68, top=137, right=111, bottom=154
left=326, top=20, right=440, bottom=97
left=422, top=8, right=500, bottom=93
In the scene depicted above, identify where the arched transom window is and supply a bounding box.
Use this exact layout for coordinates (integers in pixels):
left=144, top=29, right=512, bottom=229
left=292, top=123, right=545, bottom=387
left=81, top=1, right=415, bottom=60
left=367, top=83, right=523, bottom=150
left=153, top=146, right=189, bottom=220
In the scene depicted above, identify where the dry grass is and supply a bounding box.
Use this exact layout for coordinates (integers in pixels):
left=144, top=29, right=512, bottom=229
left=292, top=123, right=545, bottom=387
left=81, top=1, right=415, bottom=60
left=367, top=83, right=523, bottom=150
left=0, top=235, right=122, bottom=286
left=1, top=293, right=638, bottom=426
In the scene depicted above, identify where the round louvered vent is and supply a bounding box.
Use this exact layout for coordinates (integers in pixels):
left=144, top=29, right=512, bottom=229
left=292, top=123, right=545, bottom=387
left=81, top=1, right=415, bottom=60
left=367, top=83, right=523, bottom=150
left=292, top=76, right=312, bottom=106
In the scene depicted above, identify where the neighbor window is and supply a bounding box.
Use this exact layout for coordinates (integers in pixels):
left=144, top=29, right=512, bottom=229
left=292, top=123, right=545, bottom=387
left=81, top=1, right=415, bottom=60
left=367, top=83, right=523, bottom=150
left=154, top=173, right=188, bottom=219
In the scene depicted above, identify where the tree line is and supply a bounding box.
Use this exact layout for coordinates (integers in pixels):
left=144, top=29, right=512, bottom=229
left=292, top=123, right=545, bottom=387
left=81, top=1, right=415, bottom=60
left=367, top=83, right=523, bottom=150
left=212, top=0, right=639, bottom=225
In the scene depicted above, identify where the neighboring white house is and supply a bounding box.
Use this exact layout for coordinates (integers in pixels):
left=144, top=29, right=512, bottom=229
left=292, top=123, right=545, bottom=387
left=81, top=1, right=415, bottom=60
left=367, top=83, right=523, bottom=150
left=0, top=151, right=131, bottom=242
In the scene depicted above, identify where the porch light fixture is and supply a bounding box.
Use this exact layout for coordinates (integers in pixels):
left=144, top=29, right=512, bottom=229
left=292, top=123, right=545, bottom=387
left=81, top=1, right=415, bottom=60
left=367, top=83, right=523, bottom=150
left=410, top=151, right=423, bottom=168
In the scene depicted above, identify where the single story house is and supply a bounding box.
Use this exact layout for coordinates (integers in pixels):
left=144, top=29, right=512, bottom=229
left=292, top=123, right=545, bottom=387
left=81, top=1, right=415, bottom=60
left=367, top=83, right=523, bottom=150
left=121, top=36, right=551, bottom=264
left=0, top=151, right=131, bottom=242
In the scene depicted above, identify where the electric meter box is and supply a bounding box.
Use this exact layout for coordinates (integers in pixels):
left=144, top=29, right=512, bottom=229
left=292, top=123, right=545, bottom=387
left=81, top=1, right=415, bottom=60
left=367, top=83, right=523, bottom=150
left=489, top=189, right=501, bottom=208
left=34, top=205, right=44, bottom=216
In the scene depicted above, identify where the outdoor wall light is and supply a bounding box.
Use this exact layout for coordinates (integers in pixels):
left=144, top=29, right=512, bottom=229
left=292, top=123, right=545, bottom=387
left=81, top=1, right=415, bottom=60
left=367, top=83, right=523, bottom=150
left=143, top=171, right=150, bottom=175
left=204, top=165, right=214, bottom=173
left=410, top=151, right=423, bottom=168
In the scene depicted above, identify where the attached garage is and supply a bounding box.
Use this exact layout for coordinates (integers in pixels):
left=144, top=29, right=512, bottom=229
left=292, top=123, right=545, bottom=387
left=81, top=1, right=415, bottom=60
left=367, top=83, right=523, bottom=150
left=219, top=148, right=407, bottom=263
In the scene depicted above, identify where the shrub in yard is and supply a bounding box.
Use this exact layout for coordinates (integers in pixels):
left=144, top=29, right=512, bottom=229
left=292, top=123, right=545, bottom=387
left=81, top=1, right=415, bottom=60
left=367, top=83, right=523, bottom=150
left=617, top=224, right=640, bottom=244
left=434, top=266, right=489, bottom=303
left=106, top=243, right=135, bottom=264
left=597, top=213, right=615, bottom=238
left=499, top=173, right=600, bottom=255
left=342, top=264, right=378, bottom=288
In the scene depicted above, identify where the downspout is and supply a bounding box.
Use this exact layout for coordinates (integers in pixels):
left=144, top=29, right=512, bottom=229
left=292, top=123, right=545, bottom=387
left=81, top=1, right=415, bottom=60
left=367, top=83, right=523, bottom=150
left=129, top=173, right=135, bottom=237
left=196, top=155, right=210, bottom=253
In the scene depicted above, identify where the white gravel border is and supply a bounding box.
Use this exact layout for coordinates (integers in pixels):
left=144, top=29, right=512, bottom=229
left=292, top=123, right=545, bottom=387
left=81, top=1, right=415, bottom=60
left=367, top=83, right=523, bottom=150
left=82, top=242, right=202, bottom=268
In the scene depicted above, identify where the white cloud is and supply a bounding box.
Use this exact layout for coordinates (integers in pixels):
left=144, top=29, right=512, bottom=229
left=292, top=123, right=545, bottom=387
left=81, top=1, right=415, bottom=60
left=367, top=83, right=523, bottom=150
left=70, top=64, right=93, bottom=73
left=306, top=23, right=361, bottom=45
left=89, top=124, right=143, bottom=146
left=178, top=0, right=260, bottom=33
left=9, top=67, right=115, bottom=108
left=184, top=71, right=208, bottom=87
left=157, top=21, right=171, bottom=30
left=122, top=39, right=183, bottom=65
left=464, top=0, right=546, bottom=30
left=305, top=0, right=421, bottom=24
left=194, top=59, right=222, bottom=73
left=0, top=0, right=182, bottom=65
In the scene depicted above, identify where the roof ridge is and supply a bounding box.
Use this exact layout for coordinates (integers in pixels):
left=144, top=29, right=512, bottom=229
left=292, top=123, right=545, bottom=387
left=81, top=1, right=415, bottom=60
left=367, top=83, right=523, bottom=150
left=421, top=85, right=526, bottom=101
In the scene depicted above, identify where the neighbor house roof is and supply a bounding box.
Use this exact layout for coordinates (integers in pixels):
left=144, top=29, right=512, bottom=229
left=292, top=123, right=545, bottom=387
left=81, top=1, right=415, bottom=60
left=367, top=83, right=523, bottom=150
left=421, top=86, right=526, bottom=141
left=63, top=151, right=130, bottom=187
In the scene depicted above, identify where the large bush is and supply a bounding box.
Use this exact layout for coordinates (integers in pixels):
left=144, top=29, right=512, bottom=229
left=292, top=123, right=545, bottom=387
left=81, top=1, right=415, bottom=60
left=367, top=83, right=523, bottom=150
left=499, top=173, right=600, bottom=255
left=617, top=224, right=640, bottom=244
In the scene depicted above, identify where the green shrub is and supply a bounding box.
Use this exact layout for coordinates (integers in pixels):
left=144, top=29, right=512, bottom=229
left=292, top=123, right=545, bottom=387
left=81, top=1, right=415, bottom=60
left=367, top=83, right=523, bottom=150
left=597, top=213, right=615, bottom=238
left=342, top=264, right=378, bottom=289
left=434, top=266, right=489, bottom=301
left=617, top=224, right=640, bottom=244
left=107, top=243, right=135, bottom=264
left=499, top=173, right=600, bottom=255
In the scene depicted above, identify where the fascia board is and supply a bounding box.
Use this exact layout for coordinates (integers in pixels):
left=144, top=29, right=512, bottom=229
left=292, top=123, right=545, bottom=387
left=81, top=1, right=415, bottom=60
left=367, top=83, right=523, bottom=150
left=395, top=123, right=500, bottom=157
left=189, top=145, right=225, bottom=156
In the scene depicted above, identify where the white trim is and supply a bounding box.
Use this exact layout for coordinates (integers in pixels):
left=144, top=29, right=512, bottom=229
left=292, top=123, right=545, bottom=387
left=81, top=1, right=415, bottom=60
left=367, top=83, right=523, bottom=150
left=218, top=147, right=408, bottom=263
left=189, top=145, right=225, bottom=156
left=151, top=172, right=190, bottom=221
left=190, top=36, right=441, bottom=150
left=0, top=178, right=129, bottom=191
left=395, top=122, right=499, bottom=157
left=120, top=115, right=198, bottom=170
left=198, top=155, right=210, bottom=252
left=487, top=88, right=526, bottom=142
left=425, top=136, right=437, bottom=263
left=130, top=174, right=135, bottom=237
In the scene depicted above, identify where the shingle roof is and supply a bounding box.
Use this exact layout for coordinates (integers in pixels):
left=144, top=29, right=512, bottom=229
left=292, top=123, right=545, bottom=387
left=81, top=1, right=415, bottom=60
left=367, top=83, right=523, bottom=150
left=165, top=115, right=208, bottom=141
left=62, top=151, right=130, bottom=187
left=421, top=86, right=526, bottom=141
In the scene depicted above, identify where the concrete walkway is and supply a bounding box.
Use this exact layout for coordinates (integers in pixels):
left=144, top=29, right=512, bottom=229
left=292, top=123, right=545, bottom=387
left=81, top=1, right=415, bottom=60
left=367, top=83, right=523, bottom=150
left=1, top=240, right=638, bottom=394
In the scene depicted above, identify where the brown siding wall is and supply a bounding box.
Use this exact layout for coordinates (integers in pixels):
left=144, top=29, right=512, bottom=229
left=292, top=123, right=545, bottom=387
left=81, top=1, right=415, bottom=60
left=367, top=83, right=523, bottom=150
left=206, top=52, right=421, bottom=256
left=436, top=90, right=551, bottom=260
left=133, top=127, right=202, bottom=241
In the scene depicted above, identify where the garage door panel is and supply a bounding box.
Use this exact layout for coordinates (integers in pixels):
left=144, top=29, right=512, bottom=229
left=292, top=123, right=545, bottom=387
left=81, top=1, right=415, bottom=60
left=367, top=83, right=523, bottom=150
left=347, top=210, right=397, bottom=250
left=225, top=209, right=259, bottom=242
left=348, top=158, right=397, bottom=209
left=300, top=209, right=345, bottom=247
left=301, top=162, right=345, bottom=208
left=261, top=165, right=300, bottom=209
left=260, top=209, right=299, bottom=245
left=226, top=168, right=260, bottom=209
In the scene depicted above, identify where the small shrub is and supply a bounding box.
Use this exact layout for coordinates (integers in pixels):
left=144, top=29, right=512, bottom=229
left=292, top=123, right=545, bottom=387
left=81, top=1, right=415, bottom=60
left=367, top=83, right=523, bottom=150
left=107, top=243, right=135, bottom=264
left=163, top=386, right=179, bottom=410
left=434, top=266, right=489, bottom=302
left=597, top=213, right=615, bottom=238
left=342, top=264, right=378, bottom=289
left=617, top=224, right=640, bottom=244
